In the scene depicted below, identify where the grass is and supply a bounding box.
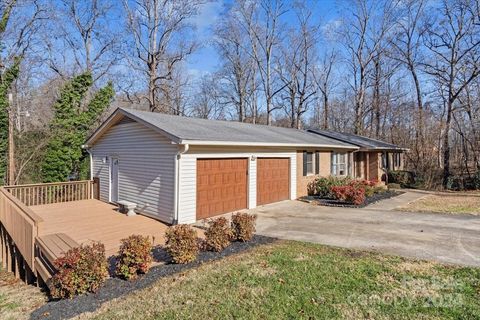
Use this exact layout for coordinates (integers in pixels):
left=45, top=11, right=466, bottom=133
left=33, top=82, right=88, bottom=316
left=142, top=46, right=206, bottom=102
left=75, top=241, right=480, bottom=320
left=400, top=195, right=480, bottom=215
left=0, top=267, right=47, bottom=320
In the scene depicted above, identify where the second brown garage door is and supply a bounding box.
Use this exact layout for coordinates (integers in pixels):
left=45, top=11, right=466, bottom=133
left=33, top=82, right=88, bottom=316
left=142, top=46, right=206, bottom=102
left=257, top=158, right=290, bottom=206
left=196, top=158, right=248, bottom=220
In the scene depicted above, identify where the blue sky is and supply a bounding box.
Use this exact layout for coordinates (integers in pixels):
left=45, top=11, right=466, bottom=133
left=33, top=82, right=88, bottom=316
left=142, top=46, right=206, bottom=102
left=187, top=0, right=340, bottom=77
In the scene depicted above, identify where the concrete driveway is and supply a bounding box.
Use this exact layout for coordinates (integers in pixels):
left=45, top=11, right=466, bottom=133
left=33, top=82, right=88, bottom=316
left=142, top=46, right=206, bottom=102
left=250, top=193, right=480, bottom=267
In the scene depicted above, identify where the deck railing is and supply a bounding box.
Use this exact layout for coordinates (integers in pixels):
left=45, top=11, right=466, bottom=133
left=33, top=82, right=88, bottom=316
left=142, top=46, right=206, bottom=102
left=4, top=180, right=94, bottom=206
left=0, top=187, right=43, bottom=280
left=0, top=180, right=97, bottom=283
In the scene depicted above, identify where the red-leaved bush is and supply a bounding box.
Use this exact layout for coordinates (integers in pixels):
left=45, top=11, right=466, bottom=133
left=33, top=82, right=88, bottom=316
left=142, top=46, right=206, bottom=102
left=165, top=224, right=199, bottom=264
left=204, top=217, right=234, bottom=252
left=231, top=212, right=257, bottom=242
left=49, top=242, right=108, bottom=299
left=330, top=185, right=366, bottom=205
left=115, top=235, right=153, bottom=280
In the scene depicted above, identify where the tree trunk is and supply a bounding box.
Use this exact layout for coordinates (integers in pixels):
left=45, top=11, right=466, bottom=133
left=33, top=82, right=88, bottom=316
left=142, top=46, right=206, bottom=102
left=323, top=89, right=328, bottom=129
left=442, top=100, right=453, bottom=188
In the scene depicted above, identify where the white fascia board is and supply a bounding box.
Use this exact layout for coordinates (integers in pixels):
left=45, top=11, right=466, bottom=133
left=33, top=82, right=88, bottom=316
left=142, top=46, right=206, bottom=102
left=179, top=139, right=359, bottom=149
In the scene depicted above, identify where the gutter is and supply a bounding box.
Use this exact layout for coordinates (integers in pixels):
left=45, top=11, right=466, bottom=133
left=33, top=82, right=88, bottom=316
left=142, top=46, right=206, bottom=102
left=173, top=143, right=189, bottom=225
left=179, top=139, right=359, bottom=150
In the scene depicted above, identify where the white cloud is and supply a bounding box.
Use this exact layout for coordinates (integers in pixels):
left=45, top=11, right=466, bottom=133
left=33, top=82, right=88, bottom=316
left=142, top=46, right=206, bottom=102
left=191, top=1, right=223, bottom=33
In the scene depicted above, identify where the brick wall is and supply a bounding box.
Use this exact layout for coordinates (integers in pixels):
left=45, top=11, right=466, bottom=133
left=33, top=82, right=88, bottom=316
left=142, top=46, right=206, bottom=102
left=296, top=150, right=331, bottom=197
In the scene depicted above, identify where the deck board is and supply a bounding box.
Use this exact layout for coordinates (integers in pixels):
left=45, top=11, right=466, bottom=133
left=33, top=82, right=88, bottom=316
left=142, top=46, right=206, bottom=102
left=30, top=199, right=169, bottom=257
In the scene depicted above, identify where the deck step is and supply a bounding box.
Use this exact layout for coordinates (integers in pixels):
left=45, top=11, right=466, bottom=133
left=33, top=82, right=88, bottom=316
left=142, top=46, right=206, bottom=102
left=35, top=257, right=53, bottom=282
left=35, top=233, right=80, bottom=283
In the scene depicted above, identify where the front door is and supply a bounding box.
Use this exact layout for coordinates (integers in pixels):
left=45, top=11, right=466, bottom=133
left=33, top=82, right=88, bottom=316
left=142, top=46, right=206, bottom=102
left=110, top=158, right=119, bottom=202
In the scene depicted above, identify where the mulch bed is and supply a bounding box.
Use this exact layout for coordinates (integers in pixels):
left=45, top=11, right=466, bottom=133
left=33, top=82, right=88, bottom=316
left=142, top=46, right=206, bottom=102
left=30, top=235, right=276, bottom=320
left=300, top=190, right=404, bottom=208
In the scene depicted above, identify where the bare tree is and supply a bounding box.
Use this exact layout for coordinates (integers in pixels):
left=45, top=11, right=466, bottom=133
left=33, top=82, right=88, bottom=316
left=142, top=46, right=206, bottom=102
left=214, top=8, right=255, bottom=122
left=123, top=0, right=204, bottom=112
left=191, top=74, right=223, bottom=119
left=340, top=0, right=398, bottom=134
left=313, top=51, right=337, bottom=129
left=44, top=0, right=119, bottom=81
left=277, top=2, right=317, bottom=129
left=423, top=0, right=480, bottom=187
left=237, top=0, right=287, bottom=125
left=390, top=0, right=427, bottom=165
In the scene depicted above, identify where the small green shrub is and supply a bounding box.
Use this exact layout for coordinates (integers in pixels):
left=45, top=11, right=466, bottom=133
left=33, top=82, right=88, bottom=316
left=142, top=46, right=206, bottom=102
left=373, top=185, right=387, bottom=194
left=313, top=176, right=352, bottom=198
left=204, top=217, right=234, bottom=252
left=388, top=170, right=416, bottom=188
left=231, top=212, right=257, bottom=242
left=363, top=185, right=375, bottom=197
left=474, top=169, right=480, bottom=190
left=388, top=183, right=401, bottom=189
left=115, top=235, right=153, bottom=280
left=49, top=242, right=108, bottom=299
left=165, top=224, right=199, bottom=264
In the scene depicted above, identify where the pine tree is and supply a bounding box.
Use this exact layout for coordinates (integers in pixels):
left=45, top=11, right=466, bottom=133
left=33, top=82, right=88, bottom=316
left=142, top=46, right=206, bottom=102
left=41, top=73, right=114, bottom=182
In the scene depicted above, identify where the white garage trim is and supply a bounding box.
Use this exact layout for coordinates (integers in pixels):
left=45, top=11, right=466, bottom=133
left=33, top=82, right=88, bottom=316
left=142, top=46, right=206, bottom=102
left=177, top=148, right=297, bottom=224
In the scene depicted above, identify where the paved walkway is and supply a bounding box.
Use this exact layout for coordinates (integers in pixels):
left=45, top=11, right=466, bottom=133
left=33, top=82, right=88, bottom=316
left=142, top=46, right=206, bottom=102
left=251, top=192, right=480, bottom=267
left=366, top=190, right=426, bottom=210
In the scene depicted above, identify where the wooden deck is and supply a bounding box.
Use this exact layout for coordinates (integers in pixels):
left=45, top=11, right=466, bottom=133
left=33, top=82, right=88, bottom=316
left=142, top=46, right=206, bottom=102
left=30, top=199, right=169, bottom=257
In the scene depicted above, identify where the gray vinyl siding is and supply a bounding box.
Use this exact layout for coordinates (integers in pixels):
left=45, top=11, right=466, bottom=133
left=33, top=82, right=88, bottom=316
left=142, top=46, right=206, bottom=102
left=91, top=121, right=178, bottom=223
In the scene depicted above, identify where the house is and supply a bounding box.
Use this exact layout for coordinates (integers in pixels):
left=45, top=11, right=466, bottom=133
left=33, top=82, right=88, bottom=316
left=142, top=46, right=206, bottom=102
left=307, top=129, right=408, bottom=183
left=84, top=108, right=359, bottom=224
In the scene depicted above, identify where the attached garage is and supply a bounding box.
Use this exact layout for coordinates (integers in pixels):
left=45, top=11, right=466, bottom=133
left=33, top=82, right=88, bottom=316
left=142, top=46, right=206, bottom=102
left=86, top=108, right=358, bottom=224
left=257, top=158, right=290, bottom=205
left=196, top=158, right=248, bottom=219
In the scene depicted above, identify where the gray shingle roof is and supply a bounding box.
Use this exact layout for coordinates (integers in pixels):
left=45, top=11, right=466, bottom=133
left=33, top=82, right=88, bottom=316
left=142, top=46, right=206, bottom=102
left=112, top=108, right=356, bottom=148
left=308, top=129, right=407, bottom=151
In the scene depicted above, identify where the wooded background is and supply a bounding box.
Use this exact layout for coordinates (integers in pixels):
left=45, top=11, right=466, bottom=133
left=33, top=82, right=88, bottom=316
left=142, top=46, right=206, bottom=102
left=1, top=0, right=479, bottom=189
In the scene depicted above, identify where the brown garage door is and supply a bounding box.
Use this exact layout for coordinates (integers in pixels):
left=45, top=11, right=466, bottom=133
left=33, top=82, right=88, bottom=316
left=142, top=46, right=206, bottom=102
left=257, top=158, right=290, bottom=206
left=196, top=158, right=248, bottom=220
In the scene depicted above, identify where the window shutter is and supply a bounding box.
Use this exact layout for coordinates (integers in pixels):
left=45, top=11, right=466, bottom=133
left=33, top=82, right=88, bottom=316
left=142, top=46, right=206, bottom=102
left=315, top=152, right=320, bottom=175
left=303, top=151, right=307, bottom=176
left=330, top=152, right=335, bottom=175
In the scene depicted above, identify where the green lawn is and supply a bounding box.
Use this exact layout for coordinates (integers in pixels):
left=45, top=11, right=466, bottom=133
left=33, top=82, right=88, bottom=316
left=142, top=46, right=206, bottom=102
left=81, top=241, right=480, bottom=320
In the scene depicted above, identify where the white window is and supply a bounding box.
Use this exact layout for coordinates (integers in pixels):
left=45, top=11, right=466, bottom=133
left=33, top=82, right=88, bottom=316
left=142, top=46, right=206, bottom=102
left=332, top=152, right=347, bottom=176
left=305, top=152, right=313, bottom=175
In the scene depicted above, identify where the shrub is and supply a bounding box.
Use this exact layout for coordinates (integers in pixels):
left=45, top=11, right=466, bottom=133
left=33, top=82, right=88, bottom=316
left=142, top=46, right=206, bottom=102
left=364, top=185, right=375, bottom=197
left=115, top=235, right=153, bottom=280
left=49, top=242, right=108, bottom=299
left=388, top=183, right=401, bottom=189
left=331, top=185, right=366, bottom=205
left=165, top=224, right=199, bottom=264
left=204, top=217, right=234, bottom=252
left=373, top=185, right=388, bottom=194
left=313, top=176, right=352, bottom=198
left=231, top=212, right=257, bottom=242
left=474, top=169, right=480, bottom=190
left=388, top=170, right=416, bottom=188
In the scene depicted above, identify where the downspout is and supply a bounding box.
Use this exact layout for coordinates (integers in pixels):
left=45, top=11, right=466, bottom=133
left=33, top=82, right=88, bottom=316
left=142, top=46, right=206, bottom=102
left=173, top=143, right=189, bottom=225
